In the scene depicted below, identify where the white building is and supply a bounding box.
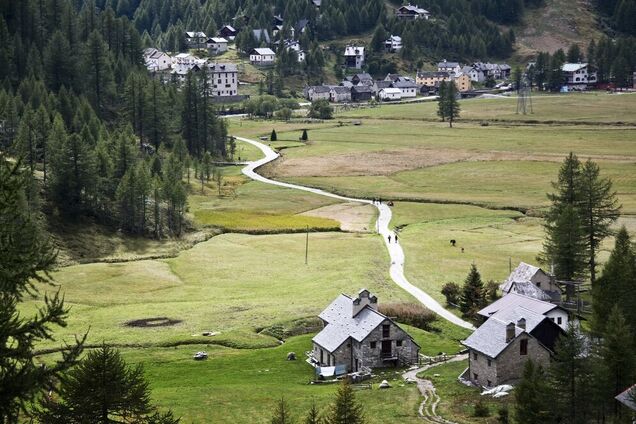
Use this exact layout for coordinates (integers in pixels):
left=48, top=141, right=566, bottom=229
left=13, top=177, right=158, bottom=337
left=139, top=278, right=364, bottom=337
left=396, top=4, right=430, bottom=19
left=344, top=46, right=365, bottom=69
left=392, top=79, right=418, bottom=98
left=143, top=48, right=171, bottom=72
left=285, top=41, right=306, bottom=63
left=378, top=87, right=402, bottom=101
left=478, top=293, right=570, bottom=331
left=208, top=62, right=238, bottom=97
left=249, top=48, right=276, bottom=66
left=437, top=60, right=461, bottom=76
left=185, top=31, right=207, bottom=49
left=207, top=37, right=228, bottom=55
left=385, top=35, right=402, bottom=52
left=562, top=63, right=597, bottom=89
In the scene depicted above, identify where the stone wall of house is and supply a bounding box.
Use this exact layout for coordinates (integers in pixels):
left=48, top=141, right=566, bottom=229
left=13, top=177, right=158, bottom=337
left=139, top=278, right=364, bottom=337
left=354, top=319, right=419, bottom=369
left=496, top=334, right=550, bottom=385
left=467, top=348, right=497, bottom=388
left=313, top=341, right=352, bottom=370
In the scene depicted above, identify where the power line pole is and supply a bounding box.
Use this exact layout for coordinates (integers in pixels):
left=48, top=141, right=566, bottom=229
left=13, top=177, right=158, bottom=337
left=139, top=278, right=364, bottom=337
left=305, top=225, right=309, bottom=265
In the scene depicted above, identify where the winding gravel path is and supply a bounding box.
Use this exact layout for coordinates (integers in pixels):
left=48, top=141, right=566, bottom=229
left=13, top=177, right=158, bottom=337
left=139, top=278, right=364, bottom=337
left=236, top=136, right=474, bottom=330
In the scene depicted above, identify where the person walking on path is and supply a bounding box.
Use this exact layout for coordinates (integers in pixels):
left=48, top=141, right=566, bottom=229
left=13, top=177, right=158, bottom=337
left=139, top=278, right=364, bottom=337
left=395, top=233, right=399, bottom=243
left=388, top=234, right=392, bottom=243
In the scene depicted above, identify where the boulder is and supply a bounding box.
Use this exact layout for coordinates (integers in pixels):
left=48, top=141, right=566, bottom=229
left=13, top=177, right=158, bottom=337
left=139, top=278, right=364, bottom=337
left=379, top=380, right=391, bottom=389
left=287, top=352, right=296, bottom=361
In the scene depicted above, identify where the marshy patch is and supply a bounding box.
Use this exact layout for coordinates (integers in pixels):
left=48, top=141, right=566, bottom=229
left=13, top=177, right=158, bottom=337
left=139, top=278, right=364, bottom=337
left=125, top=317, right=182, bottom=328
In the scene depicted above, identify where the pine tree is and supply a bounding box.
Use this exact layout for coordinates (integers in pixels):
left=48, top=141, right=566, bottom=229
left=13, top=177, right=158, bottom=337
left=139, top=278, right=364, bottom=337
left=460, top=264, right=485, bottom=317
left=577, top=159, right=621, bottom=283
left=271, top=129, right=278, bottom=141
left=437, top=81, right=448, bottom=122
left=514, top=361, right=555, bottom=424
left=37, top=345, right=179, bottom=424
left=550, top=324, right=590, bottom=423
left=305, top=401, right=322, bottom=424
left=592, top=227, right=636, bottom=336
left=0, top=157, right=84, bottom=422
left=271, top=397, right=294, bottom=424
left=324, top=379, right=364, bottom=424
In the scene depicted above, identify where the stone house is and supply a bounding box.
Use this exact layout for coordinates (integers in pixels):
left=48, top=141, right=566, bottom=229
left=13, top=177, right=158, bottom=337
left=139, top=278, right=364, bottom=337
left=305, top=85, right=331, bottom=102
left=351, top=85, right=373, bottom=102
left=330, top=86, right=352, bottom=103
left=499, top=262, right=561, bottom=302
left=437, top=60, right=461, bottom=76
left=311, top=289, right=420, bottom=373
left=143, top=48, right=171, bottom=72
left=344, top=46, right=365, bottom=69
left=478, top=292, right=570, bottom=331
left=208, top=63, right=238, bottom=97
left=207, top=37, right=228, bottom=55
left=462, top=305, right=564, bottom=387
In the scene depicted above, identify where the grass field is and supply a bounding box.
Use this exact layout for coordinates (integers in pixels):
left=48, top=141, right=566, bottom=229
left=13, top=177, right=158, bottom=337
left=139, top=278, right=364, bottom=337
left=337, top=93, right=636, bottom=124
left=418, top=359, right=510, bottom=424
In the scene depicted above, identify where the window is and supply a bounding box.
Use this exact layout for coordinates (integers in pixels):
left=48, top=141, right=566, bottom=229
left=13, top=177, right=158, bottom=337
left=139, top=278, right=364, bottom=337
left=473, top=373, right=478, bottom=380
left=536, top=282, right=541, bottom=287
left=487, top=380, right=492, bottom=387
left=473, top=352, right=478, bottom=360
left=370, top=341, right=376, bottom=349
left=382, top=325, right=390, bottom=338
left=397, top=340, right=402, bottom=347
left=487, top=359, right=491, bottom=367
left=520, top=339, right=528, bottom=355
left=557, top=317, right=563, bottom=325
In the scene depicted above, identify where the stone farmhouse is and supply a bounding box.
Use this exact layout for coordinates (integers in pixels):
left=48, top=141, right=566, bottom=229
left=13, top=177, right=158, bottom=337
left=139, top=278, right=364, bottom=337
left=143, top=48, right=171, bottom=72
left=344, top=46, right=365, bottom=69
left=462, top=302, right=565, bottom=387
left=437, top=60, right=462, bottom=76
left=311, top=289, right=420, bottom=373
left=305, top=85, right=331, bottom=102
left=396, top=4, right=430, bottom=20
left=207, top=37, right=228, bottom=55
left=499, top=262, right=561, bottom=302
left=330, top=86, right=352, bottom=103
left=218, top=25, right=238, bottom=40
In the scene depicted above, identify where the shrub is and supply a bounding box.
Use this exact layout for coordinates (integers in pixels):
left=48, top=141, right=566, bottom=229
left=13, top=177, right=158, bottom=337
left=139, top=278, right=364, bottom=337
left=473, top=399, right=490, bottom=417
left=270, top=129, right=277, bottom=141
left=441, top=282, right=461, bottom=306
left=378, top=302, right=437, bottom=331
left=301, top=129, right=308, bottom=141
left=308, top=99, right=333, bottom=119
left=497, top=405, right=510, bottom=423
left=485, top=280, right=500, bottom=302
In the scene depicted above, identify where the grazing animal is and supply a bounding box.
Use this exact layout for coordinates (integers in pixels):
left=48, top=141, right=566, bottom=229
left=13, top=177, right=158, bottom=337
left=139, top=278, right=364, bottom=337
left=450, top=239, right=456, bottom=246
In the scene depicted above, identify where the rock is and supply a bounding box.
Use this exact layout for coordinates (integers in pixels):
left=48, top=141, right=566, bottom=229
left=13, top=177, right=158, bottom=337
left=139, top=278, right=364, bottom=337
left=404, top=377, right=417, bottom=384
left=379, top=380, right=391, bottom=389
left=287, top=352, right=296, bottom=361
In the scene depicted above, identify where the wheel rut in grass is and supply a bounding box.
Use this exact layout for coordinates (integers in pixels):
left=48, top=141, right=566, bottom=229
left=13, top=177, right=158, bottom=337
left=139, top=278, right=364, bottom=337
left=236, top=136, right=475, bottom=330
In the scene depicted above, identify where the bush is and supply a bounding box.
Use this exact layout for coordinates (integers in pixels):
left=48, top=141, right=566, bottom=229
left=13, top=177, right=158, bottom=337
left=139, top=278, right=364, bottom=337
left=308, top=99, right=333, bottom=119
left=497, top=405, right=510, bottom=423
left=270, top=129, right=277, bottom=141
left=485, top=280, right=500, bottom=302
left=473, top=399, right=490, bottom=417
left=378, top=302, right=437, bottom=331
left=441, top=282, right=461, bottom=306
left=301, top=129, right=308, bottom=141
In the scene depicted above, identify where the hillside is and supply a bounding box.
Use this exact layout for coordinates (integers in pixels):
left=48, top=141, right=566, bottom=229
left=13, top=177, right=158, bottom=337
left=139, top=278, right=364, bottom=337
left=514, top=0, right=603, bottom=58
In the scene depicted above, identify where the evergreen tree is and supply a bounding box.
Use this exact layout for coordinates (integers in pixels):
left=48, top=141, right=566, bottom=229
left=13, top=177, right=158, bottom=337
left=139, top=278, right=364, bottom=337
left=271, top=129, right=277, bottom=141
left=37, top=345, right=179, bottom=424
left=460, top=264, right=485, bottom=317
left=437, top=81, right=460, bottom=128
left=592, top=227, right=636, bottom=336
left=514, top=361, right=555, bottom=424
left=0, top=157, right=84, bottom=422
left=271, top=397, right=294, bottom=424
left=82, top=30, right=115, bottom=116
left=550, top=324, right=590, bottom=423
left=162, top=153, right=187, bottom=236
left=577, top=159, right=621, bottom=283
left=305, top=401, right=322, bottom=424
left=324, top=380, right=364, bottom=424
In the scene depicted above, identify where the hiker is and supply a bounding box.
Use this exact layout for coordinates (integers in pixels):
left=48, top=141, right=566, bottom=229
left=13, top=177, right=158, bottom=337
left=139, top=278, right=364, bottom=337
left=395, top=234, right=398, bottom=243
left=461, top=247, right=465, bottom=253
left=387, top=234, right=392, bottom=243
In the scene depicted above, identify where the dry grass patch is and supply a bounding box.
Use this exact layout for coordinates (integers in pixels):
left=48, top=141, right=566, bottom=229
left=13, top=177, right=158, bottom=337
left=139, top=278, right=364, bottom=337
left=300, top=202, right=376, bottom=232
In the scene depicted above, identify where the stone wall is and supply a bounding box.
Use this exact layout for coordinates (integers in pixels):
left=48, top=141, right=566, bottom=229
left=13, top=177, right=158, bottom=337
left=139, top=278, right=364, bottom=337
left=355, top=319, right=419, bottom=369
left=467, top=348, right=497, bottom=387
left=497, top=334, right=550, bottom=385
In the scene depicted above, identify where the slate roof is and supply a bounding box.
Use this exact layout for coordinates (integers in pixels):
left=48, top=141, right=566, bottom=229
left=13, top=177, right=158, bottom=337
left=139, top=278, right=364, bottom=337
left=393, top=80, right=418, bottom=88
left=330, top=86, right=351, bottom=94
left=616, top=384, right=636, bottom=411
left=500, top=262, right=545, bottom=292
left=398, top=4, right=429, bottom=14
left=478, top=293, right=559, bottom=319
left=186, top=31, right=207, bottom=38
left=562, top=63, right=588, bottom=72
left=344, top=46, right=365, bottom=56
left=438, top=61, right=460, bottom=68
left=314, top=294, right=387, bottom=352
left=251, top=47, right=275, bottom=56
left=504, top=282, right=553, bottom=301
left=208, top=37, right=227, bottom=43
left=418, top=71, right=450, bottom=78
left=374, top=80, right=392, bottom=89
left=219, top=25, right=237, bottom=34
left=352, top=85, right=372, bottom=93
left=309, top=85, right=331, bottom=94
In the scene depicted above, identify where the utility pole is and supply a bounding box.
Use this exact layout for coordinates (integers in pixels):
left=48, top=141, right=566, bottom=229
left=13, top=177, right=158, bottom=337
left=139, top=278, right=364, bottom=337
left=305, top=225, right=309, bottom=265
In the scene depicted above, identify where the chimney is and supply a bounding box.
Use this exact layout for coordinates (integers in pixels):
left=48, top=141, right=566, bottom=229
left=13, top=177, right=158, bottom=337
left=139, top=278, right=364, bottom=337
left=506, top=322, right=516, bottom=343
left=517, top=318, right=526, bottom=331
left=352, top=289, right=378, bottom=317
